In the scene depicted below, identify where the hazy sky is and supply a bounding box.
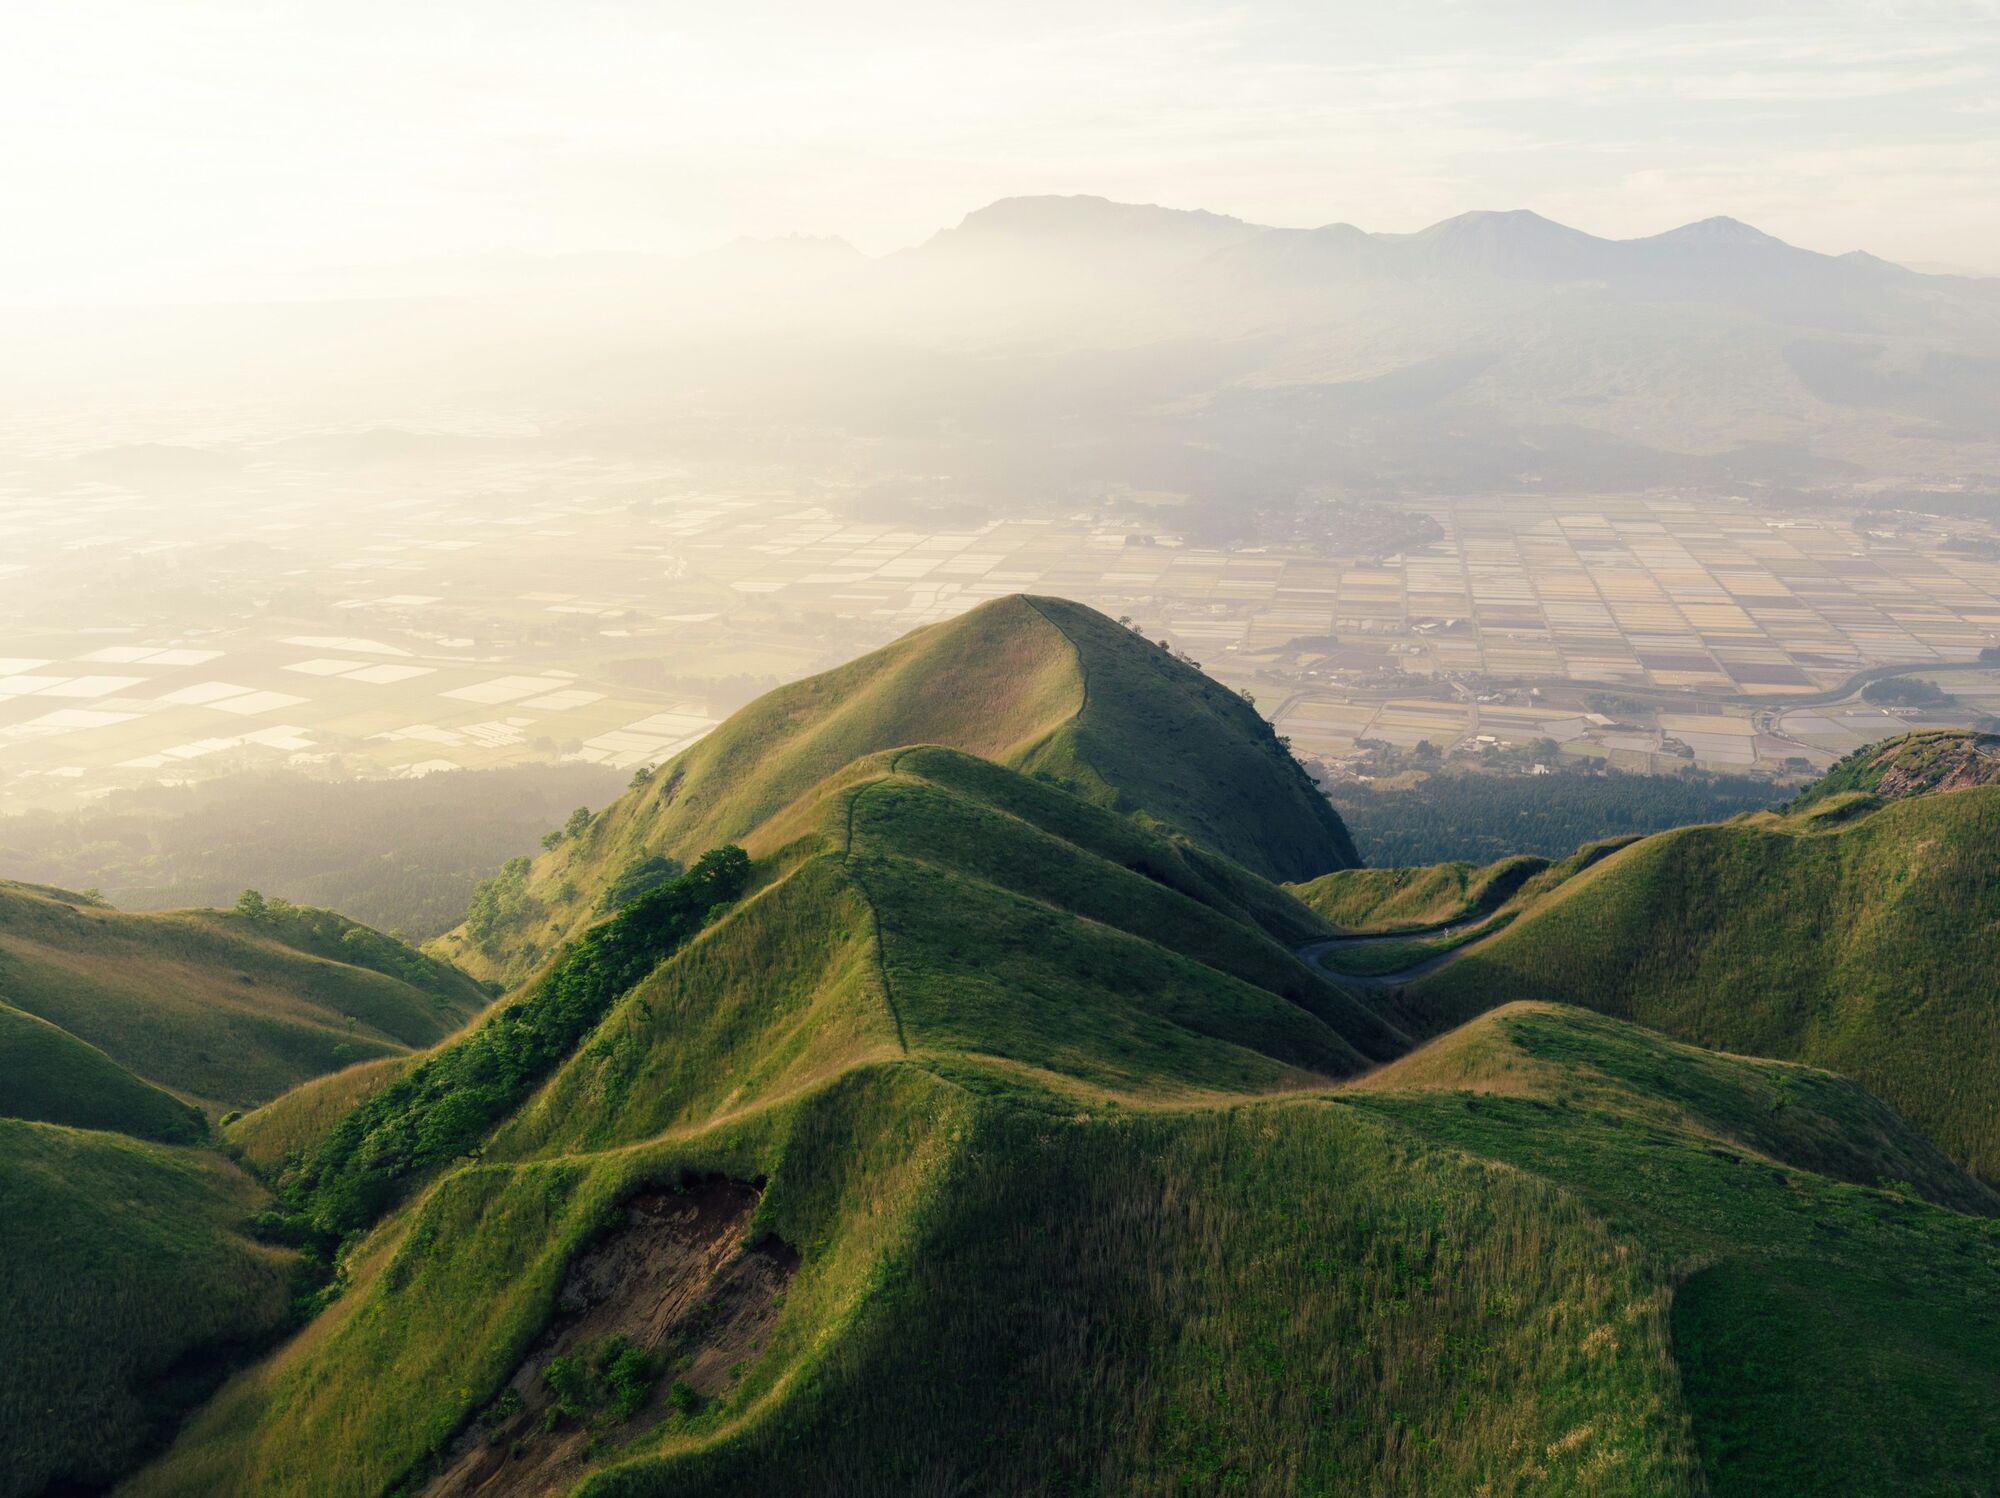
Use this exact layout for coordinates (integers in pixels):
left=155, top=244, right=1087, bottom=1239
left=6, top=0, right=1998, bottom=302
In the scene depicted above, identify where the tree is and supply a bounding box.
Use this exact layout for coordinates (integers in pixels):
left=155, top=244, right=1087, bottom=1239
left=235, top=889, right=267, bottom=919
left=563, top=806, right=594, bottom=840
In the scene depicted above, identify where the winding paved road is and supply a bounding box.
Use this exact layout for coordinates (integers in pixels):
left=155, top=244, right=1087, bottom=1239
left=1294, top=911, right=1500, bottom=988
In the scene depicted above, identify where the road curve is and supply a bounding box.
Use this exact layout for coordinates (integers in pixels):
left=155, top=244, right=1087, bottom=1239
left=1294, top=911, right=1500, bottom=989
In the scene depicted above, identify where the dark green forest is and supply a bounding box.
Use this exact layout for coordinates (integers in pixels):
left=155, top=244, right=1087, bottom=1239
left=1325, top=766, right=1783, bottom=866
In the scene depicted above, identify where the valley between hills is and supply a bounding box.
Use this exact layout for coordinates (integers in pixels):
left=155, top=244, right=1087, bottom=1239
left=4, top=595, right=1998, bottom=1498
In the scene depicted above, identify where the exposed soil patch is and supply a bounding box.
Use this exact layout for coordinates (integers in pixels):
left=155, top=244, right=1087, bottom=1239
left=423, top=1178, right=797, bottom=1498
left=1868, top=732, right=2000, bottom=801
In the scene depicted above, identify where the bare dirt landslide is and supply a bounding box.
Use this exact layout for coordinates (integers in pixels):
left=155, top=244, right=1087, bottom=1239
left=425, top=1179, right=796, bottom=1498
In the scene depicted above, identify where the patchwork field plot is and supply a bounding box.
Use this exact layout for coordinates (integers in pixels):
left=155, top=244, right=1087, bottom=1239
left=2, top=467, right=1996, bottom=808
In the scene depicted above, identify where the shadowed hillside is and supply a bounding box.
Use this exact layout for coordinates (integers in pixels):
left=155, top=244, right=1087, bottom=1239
left=0, top=1120, right=296, bottom=1498
left=0, top=1000, right=206, bottom=1143
left=1396, top=732, right=2000, bottom=1181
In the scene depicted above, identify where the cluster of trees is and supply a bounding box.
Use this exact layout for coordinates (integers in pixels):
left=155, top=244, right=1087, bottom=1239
left=1861, top=677, right=1953, bottom=707
left=464, top=857, right=542, bottom=956
left=541, top=805, right=595, bottom=851
left=1324, top=766, right=1781, bottom=866
left=278, top=847, right=750, bottom=1253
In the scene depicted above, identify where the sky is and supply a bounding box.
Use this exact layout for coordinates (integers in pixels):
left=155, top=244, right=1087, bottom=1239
left=5, top=0, right=1998, bottom=303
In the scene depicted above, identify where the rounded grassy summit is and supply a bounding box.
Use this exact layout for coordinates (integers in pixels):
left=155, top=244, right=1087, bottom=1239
left=430, top=595, right=1358, bottom=986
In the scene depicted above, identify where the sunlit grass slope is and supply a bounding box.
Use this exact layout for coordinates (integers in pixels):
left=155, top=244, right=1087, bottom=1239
left=1403, top=766, right=2000, bottom=1180
left=129, top=735, right=2000, bottom=1498
left=432, top=595, right=1357, bottom=985
left=0, top=1120, right=295, bottom=1498
left=0, top=880, right=487, bottom=1110
left=225, top=1053, right=419, bottom=1178
left=0, top=999, right=205, bottom=1143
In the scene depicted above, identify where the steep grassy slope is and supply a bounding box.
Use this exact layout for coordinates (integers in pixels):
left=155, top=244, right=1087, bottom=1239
left=127, top=733, right=2000, bottom=1498
left=28, top=624, right=2000, bottom=1498
left=0, top=881, right=487, bottom=1110
left=0, top=1121, right=296, bottom=1498
left=1349, top=1006, right=2000, bottom=1498
left=226, top=1054, right=419, bottom=1179
left=433, top=595, right=1356, bottom=985
left=1402, top=771, right=2000, bottom=1180
left=0, top=999, right=206, bottom=1143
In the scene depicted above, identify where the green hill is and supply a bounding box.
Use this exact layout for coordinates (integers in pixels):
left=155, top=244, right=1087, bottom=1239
left=1291, top=853, right=1550, bottom=932
left=0, top=881, right=489, bottom=1111
left=431, top=595, right=1356, bottom=985
left=0, top=999, right=206, bottom=1143
left=0, top=1120, right=296, bottom=1498
left=108, top=642, right=1998, bottom=1498
left=13, top=616, right=2000, bottom=1498
left=1396, top=736, right=2000, bottom=1181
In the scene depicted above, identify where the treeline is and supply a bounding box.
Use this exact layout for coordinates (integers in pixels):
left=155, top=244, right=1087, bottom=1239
left=1325, top=767, right=1782, bottom=867
left=0, top=765, right=624, bottom=938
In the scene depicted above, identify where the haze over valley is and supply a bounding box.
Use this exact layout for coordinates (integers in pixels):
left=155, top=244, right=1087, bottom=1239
left=6, top=5, right=2000, bottom=1495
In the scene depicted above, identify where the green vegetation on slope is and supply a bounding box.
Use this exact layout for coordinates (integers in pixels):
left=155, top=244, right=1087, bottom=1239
left=0, top=1120, right=296, bottom=1498
left=39, top=623, right=2000, bottom=1498
left=431, top=595, right=1356, bottom=985
left=0, top=880, right=488, bottom=1111
left=126, top=722, right=2000, bottom=1498
left=225, top=1054, right=418, bottom=1180
left=0, top=1000, right=205, bottom=1143
left=1787, top=727, right=2000, bottom=811
left=280, top=848, right=751, bottom=1243
left=1346, top=1005, right=2000, bottom=1498
left=1323, top=763, right=1781, bottom=867
left=1402, top=773, right=2000, bottom=1182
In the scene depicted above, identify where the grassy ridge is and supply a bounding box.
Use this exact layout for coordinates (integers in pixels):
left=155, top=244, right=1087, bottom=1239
left=0, top=999, right=206, bottom=1143
left=1404, top=783, right=2000, bottom=1180
left=0, top=881, right=488, bottom=1110
left=0, top=1121, right=295, bottom=1498
left=1352, top=1010, right=2000, bottom=1497
left=431, top=595, right=1357, bottom=986
left=1291, top=854, right=1548, bottom=932
left=226, top=1054, right=419, bottom=1180
left=278, top=850, right=751, bottom=1244
left=1009, top=597, right=1359, bottom=880
left=86, top=652, right=2000, bottom=1496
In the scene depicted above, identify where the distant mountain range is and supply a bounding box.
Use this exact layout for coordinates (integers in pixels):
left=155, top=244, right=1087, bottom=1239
left=532, top=195, right=2000, bottom=502
left=10, top=195, right=1999, bottom=510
